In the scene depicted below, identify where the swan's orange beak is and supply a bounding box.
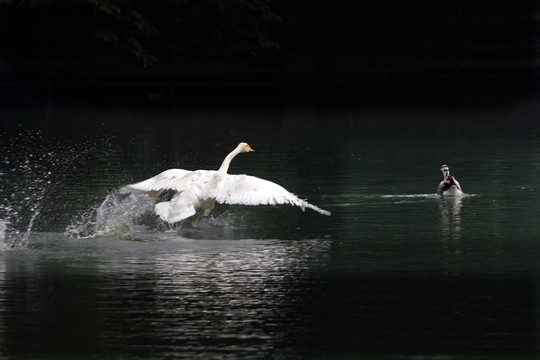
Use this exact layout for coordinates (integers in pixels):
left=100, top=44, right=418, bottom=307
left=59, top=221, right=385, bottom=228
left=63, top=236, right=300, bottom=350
left=248, top=145, right=255, bottom=152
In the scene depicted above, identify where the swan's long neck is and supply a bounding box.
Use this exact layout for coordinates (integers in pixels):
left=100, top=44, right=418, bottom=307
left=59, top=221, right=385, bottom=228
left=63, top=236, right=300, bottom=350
left=218, top=148, right=241, bottom=173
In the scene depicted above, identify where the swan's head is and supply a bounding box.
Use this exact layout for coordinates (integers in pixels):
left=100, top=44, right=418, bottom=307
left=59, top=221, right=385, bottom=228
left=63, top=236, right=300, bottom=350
left=440, top=164, right=450, bottom=178
left=237, top=142, right=255, bottom=153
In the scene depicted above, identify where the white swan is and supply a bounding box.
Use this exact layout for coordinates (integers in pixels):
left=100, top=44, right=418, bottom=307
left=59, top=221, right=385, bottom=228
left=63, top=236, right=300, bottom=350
left=437, top=164, right=463, bottom=196
left=121, top=142, right=331, bottom=223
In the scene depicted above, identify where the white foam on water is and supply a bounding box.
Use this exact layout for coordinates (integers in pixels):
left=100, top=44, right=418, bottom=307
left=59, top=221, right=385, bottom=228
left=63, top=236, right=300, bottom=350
left=381, top=193, right=439, bottom=199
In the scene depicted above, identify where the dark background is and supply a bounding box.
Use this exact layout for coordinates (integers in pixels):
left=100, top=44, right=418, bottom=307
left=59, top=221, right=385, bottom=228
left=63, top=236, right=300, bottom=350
left=1, top=0, right=539, bottom=109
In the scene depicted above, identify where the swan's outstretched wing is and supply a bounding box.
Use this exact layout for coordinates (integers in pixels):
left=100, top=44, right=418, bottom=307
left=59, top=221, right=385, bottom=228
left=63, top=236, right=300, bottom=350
left=209, top=174, right=331, bottom=216
left=120, top=169, right=193, bottom=194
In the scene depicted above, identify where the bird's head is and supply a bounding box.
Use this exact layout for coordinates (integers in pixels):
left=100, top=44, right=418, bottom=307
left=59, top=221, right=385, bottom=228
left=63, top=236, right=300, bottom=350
left=440, top=164, right=450, bottom=178
left=238, top=142, right=255, bottom=153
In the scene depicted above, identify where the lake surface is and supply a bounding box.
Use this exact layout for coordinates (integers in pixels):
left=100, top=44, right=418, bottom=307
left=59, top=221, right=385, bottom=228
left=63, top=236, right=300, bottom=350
left=0, top=98, right=539, bottom=359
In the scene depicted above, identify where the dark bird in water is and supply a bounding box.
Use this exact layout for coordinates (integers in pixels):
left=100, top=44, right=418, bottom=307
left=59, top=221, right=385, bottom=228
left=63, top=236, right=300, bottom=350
left=437, top=164, right=463, bottom=196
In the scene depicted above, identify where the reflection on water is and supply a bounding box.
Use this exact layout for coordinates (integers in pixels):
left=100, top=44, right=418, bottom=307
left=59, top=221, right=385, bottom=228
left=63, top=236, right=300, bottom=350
left=0, top=235, right=330, bottom=359
left=439, top=196, right=463, bottom=242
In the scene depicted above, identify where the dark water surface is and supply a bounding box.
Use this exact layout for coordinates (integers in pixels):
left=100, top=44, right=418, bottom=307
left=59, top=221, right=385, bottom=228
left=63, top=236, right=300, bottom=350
left=0, top=99, right=539, bottom=359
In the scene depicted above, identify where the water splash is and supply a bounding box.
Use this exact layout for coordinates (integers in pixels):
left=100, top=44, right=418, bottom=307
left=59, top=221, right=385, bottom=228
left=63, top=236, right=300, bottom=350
left=65, top=192, right=157, bottom=238
left=0, top=131, right=55, bottom=248
left=96, top=192, right=157, bottom=235
left=0, top=129, right=117, bottom=248
left=65, top=191, right=247, bottom=239
left=0, top=219, right=7, bottom=247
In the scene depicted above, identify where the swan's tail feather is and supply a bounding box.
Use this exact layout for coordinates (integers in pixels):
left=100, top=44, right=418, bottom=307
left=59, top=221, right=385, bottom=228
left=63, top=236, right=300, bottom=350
left=300, top=201, right=331, bottom=216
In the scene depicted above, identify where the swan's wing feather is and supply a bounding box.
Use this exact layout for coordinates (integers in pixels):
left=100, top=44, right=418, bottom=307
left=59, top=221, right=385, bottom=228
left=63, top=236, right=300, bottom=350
left=212, top=175, right=291, bottom=205
left=437, top=180, right=445, bottom=194
left=121, top=169, right=194, bottom=193
left=453, top=178, right=463, bottom=192
left=211, top=175, right=331, bottom=215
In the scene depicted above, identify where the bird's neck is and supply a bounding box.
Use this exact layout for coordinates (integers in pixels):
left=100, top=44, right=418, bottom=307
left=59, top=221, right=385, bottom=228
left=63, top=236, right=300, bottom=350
left=218, top=148, right=240, bottom=173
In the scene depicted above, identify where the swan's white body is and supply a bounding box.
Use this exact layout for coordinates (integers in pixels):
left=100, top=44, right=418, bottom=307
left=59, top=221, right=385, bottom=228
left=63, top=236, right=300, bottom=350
left=121, top=142, right=331, bottom=223
left=437, top=164, right=463, bottom=197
